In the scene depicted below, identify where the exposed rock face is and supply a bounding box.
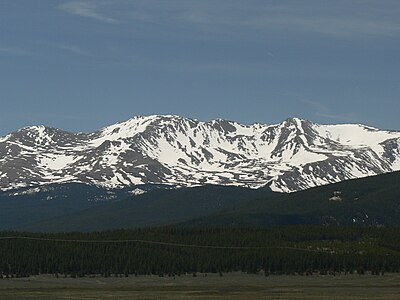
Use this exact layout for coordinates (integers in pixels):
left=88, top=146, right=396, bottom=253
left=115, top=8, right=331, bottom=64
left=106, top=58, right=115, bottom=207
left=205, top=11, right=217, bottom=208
left=0, top=115, right=399, bottom=192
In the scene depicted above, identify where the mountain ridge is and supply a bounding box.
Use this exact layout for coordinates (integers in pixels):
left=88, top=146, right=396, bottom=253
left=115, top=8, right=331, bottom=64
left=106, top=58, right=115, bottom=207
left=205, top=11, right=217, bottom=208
left=1, top=115, right=399, bottom=192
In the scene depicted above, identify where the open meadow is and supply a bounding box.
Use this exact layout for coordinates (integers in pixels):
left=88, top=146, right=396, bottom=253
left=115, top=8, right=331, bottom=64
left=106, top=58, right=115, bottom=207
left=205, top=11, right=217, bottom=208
left=0, top=273, right=399, bottom=300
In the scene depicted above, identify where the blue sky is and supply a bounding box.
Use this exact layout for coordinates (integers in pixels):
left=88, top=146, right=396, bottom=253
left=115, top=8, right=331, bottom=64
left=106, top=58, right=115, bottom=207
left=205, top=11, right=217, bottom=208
left=0, top=0, right=399, bottom=134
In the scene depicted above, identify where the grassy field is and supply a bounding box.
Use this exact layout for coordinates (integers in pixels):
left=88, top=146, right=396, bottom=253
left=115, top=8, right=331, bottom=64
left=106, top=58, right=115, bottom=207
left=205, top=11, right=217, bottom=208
left=0, top=273, right=399, bottom=299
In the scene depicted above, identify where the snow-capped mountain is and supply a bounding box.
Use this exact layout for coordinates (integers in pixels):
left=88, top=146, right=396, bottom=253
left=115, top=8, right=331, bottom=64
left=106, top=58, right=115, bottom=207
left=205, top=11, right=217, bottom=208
left=0, top=115, right=399, bottom=193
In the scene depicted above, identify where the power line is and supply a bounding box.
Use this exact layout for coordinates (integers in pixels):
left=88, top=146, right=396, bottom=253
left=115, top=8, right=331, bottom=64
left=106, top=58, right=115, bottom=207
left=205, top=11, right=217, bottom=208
left=0, top=236, right=328, bottom=253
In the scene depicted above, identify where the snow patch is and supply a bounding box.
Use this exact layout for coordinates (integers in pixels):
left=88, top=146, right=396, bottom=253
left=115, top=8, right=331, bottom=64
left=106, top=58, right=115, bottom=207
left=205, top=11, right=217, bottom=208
left=129, top=188, right=147, bottom=196
left=40, top=154, right=77, bottom=170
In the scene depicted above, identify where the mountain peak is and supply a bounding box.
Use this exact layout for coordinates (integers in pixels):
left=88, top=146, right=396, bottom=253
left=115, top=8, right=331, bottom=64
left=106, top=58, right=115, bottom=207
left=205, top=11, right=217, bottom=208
left=0, top=115, right=399, bottom=193
left=283, top=117, right=310, bottom=125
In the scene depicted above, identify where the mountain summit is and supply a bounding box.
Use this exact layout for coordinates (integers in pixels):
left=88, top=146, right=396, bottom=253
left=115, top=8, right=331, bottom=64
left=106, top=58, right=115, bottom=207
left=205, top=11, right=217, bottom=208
left=0, top=115, right=399, bottom=192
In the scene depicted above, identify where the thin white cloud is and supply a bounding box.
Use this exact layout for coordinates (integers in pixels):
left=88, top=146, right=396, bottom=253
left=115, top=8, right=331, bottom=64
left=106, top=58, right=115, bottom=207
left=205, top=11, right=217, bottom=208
left=0, top=46, right=29, bottom=56
left=316, top=112, right=359, bottom=123
left=246, top=16, right=400, bottom=38
left=301, top=99, right=328, bottom=113
left=58, top=44, right=91, bottom=56
left=56, top=1, right=400, bottom=39
left=302, top=99, right=359, bottom=123
left=123, top=1, right=400, bottom=39
left=59, top=1, right=117, bottom=23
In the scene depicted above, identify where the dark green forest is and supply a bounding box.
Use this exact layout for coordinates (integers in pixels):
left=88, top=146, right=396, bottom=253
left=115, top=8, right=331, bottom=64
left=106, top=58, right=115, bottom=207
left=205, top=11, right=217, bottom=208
left=15, top=171, right=400, bottom=232
left=1, top=226, right=399, bottom=278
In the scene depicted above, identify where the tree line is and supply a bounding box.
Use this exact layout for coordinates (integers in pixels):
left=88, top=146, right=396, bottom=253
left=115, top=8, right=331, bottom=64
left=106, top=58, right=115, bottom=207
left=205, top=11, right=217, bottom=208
left=0, top=226, right=399, bottom=278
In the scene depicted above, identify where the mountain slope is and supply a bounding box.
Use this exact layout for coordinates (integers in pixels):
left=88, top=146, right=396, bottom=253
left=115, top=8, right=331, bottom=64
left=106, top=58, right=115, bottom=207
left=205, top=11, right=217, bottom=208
left=184, top=171, right=400, bottom=227
left=21, top=171, right=400, bottom=231
left=0, top=183, right=140, bottom=230
left=19, top=185, right=275, bottom=232
left=1, top=115, right=399, bottom=192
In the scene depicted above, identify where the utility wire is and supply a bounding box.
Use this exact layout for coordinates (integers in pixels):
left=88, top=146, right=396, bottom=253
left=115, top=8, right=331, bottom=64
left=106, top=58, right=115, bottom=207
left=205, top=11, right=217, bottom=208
left=0, top=236, right=329, bottom=253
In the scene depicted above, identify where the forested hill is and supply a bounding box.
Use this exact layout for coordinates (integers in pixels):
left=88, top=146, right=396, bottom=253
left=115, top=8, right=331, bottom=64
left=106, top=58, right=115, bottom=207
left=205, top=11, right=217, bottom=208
left=18, top=185, right=274, bottom=232
left=22, top=171, right=400, bottom=232
left=183, top=171, right=400, bottom=227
